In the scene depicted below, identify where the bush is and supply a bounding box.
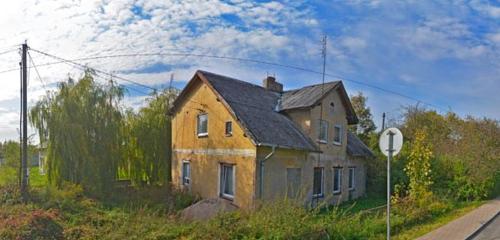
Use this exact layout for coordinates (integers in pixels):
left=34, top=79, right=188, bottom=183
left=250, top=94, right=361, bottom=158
left=0, top=207, right=63, bottom=240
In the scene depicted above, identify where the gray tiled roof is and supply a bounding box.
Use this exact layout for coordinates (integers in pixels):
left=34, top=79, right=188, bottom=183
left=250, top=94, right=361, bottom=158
left=199, top=70, right=319, bottom=152
left=177, top=70, right=372, bottom=157
left=346, top=131, right=375, bottom=157
left=281, top=82, right=340, bottom=110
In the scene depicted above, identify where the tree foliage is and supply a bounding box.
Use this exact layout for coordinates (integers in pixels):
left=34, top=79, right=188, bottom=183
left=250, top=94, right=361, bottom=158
left=399, top=106, right=500, bottom=200
left=405, top=129, right=433, bottom=200
left=30, top=71, right=124, bottom=195
left=349, top=92, right=376, bottom=144
left=123, top=89, right=178, bottom=185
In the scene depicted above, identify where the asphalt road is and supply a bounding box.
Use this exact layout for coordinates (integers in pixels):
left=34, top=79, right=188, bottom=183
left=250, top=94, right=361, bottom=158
left=471, top=214, right=500, bottom=240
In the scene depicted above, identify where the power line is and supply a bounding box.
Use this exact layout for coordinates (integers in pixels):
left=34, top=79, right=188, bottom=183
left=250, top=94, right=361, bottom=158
left=33, top=51, right=447, bottom=111
left=29, top=48, right=157, bottom=92
left=0, top=48, right=17, bottom=57
left=7, top=48, right=447, bottom=111
left=28, top=51, right=48, bottom=91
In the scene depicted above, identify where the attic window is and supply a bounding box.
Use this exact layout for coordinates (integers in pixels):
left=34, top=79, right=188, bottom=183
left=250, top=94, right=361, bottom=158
left=329, top=102, right=335, bottom=115
left=225, top=121, right=233, bottom=136
left=197, top=113, right=208, bottom=137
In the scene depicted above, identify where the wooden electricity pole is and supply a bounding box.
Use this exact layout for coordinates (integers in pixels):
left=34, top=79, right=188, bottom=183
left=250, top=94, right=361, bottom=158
left=20, top=42, right=29, bottom=201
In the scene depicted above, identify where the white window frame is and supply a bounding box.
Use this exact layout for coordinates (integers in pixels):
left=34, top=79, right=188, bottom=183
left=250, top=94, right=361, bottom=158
left=333, top=167, right=342, bottom=194
left=197, top=113, right=208, bottom=137
left=317, top=120, right=328, bottom=144
left=220, top=163, right=236, bottom=200
left=333, top=124, right=342, bottom=145
left=312, top=167, right=324, bottom=198
left=182, top=160, right=191, bottom=186
left=225, top=121, right=233, bottom=136
left=348, top=167, right=356, bottom=190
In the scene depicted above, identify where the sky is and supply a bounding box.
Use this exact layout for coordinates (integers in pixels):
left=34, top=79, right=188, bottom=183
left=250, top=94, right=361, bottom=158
left=0, top=0, right=499, bottom=141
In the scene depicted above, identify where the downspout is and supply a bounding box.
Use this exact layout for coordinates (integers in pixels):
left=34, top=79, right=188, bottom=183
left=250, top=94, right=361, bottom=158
left=259, top=145, right=276, bottom=199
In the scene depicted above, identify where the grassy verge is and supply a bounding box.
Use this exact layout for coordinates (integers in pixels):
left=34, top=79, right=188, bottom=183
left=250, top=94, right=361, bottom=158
left=0, top=175, right=486, bottom=239
left=394, top=201, right=483, bottom=239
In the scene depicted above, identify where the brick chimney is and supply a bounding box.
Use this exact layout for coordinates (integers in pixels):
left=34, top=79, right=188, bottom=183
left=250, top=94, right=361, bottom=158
left=262, top=76, right=283, bottom=93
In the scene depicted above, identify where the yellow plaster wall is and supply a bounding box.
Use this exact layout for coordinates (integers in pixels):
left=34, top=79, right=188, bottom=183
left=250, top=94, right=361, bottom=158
left=260, top=88, right=366, bottom=206
left=171, top=78, right=257, bottom=209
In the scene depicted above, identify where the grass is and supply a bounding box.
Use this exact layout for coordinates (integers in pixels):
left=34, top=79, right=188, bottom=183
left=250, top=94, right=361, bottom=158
left=393, top=201, right=483, bottom=240
left=0, top=166, right=47, bottom=187
left=0, top=170, right=487, bottom=239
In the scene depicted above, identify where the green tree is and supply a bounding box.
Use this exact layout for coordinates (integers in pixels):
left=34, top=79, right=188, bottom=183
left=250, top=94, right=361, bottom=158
left=405, top=129, right=433, bottom=200
left=1, top=141, right=20, bottom=169
left=30, top=71, right=124, bottom=195
left=123, top=89, right=178, bottom=185
left=349, top=92, right=376, bottom=144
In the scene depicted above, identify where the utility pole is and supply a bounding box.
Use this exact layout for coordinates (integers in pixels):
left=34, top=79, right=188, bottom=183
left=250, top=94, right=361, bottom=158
left=20, top=42, right=29, bottom=201
left=382, top=112, right=386, bottom=131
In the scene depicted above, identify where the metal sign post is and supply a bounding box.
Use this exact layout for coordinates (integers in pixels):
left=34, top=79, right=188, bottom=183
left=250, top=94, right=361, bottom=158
left=379, top=128, right=403, bottom=240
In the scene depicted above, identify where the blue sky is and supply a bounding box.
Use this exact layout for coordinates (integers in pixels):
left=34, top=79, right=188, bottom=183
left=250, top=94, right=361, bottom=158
left=0, top=0, right=499, bottom=141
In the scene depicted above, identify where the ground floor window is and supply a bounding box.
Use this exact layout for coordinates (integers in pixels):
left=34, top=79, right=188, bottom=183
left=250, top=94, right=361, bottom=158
left=286, top=168, right=302, bottom=198
left=182, top=161, right=190, bottom=185
left=348, top=167, right=355, bottom=190
left=220, top=163, right=235, bottom=199
left=313, top=167, right=324, bottom=198
left=333, top=167, right=342, bottom=194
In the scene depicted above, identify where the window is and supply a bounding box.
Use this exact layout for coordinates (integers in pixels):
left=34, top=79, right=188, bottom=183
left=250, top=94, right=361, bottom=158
left=333, top=167, right=342, bottom=194
left=197, top=113, right=208, bottom=136
left=220, top=164, right=235, bottom=199
left=313, top=167, right=324, bottom=198
left=318, top=120, right=328, bottom=143
left=225, top=121, right=232, bottom=136
left=182, top=161, right=190, bottom=185
left=333, top=125, right=342, bottom=145
left=348, top=167, right=355, bottom=190
left=286, top=168, right=302, bottom=198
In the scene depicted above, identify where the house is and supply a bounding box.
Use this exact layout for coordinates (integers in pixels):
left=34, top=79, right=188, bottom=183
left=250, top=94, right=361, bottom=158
left=170, top=70, right=374, bottom=209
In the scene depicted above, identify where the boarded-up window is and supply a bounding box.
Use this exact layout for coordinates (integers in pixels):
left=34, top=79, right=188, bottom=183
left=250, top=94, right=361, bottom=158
left=286, top=168, right=302, bottom=198
left=313, top=167, right=324, bottom=198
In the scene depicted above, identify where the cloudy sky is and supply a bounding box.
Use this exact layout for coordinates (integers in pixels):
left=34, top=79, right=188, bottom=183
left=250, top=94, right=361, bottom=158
left=0, top=0, right=499, bottom=141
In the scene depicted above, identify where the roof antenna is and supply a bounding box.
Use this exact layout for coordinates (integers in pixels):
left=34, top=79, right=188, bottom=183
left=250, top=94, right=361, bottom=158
left=313, top=34, right=327, bottom=208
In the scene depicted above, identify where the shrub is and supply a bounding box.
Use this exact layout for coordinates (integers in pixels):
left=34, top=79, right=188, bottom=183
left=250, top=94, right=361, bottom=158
left=0, top=208, right=63, bottom=240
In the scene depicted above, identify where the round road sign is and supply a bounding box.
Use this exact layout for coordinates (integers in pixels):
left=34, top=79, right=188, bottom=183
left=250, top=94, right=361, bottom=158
left=379, top=127, right=403, bottom=157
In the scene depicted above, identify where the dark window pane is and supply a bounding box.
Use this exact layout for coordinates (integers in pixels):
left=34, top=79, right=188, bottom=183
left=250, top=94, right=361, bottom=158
left=182, top=162, right=190, bottom=185
left=349, top=168, right=355, bottom=189
left=333, top=168, right=341, bottom=192
left=225, top=121, right=232, bottom=135
left=221, top=164, right=234, bottom=197
left=313, top=168, right=323, bottom=196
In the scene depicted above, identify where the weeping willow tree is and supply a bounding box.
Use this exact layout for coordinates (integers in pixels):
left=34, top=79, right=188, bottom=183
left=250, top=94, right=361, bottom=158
left=123, top=89, right=178, bottom=185
left=30, top=71, right=124, bottom=195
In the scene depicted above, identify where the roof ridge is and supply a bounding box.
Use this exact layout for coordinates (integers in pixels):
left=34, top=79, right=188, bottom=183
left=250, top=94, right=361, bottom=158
left=197, top=70, right=270, bottom=91
left=284, top=81, right=340, bottom=93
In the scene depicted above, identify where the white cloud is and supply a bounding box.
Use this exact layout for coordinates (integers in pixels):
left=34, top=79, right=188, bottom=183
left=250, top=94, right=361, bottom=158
left=0, top=0, right=319, bottom=140
left=470, top=0, right=500, bottom=18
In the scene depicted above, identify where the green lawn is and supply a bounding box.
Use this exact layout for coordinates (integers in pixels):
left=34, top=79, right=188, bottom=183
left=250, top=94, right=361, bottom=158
left=0, top=166, right=47, bottom=187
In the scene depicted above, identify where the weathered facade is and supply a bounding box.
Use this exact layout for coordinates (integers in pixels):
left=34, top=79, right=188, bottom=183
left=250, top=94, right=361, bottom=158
left=171, top=70, right=373, bottom=209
